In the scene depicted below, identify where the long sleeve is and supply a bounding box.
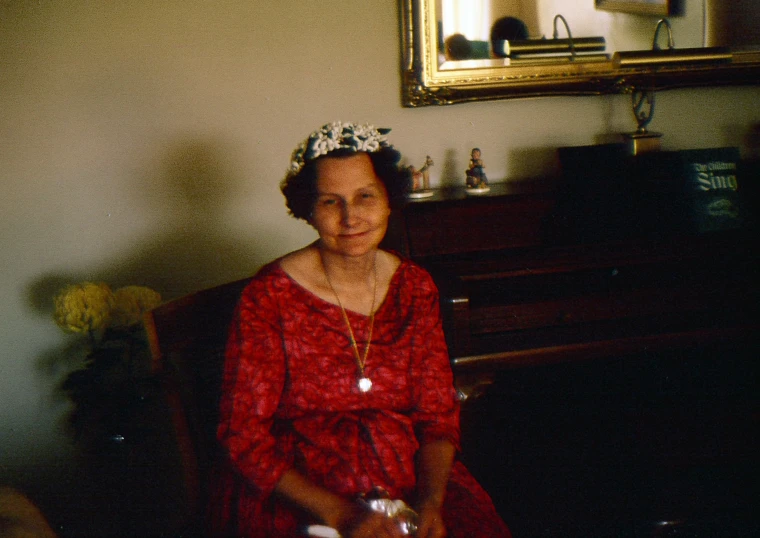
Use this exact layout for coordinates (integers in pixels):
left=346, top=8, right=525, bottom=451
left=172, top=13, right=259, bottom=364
left=407, top=271, right=461, bottom=449
left=216, top=272, right=292, bottom=499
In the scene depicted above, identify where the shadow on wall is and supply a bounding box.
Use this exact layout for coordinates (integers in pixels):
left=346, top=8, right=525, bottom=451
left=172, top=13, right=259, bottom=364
left=29, top=135, right=283, bottom=384
left=105, top=137, right=268, bottom=299
left=440, top=148, right=461, bottom=187
left=22, top=138, right=286, bottom=535
left=28, top=136, right=274, bottom=314
left=505, top=146, right=561, bottom=180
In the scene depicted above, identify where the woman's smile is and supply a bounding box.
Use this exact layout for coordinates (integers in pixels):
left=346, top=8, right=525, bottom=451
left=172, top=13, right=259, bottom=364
left=311, top=153, right=391, bottom=258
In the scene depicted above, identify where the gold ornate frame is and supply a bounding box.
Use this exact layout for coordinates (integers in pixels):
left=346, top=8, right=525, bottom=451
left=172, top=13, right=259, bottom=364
left=400, top=0, right=760, bottom=107
left=596, top=0, right=670, bottom=16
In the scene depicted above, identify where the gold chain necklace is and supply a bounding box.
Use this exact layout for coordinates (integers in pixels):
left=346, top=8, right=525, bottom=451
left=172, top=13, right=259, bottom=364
left=321, top=253, right=377, bottom=393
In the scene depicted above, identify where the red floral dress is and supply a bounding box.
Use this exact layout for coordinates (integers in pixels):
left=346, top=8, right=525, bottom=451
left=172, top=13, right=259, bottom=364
left=210, top=257, right=510, bottom=537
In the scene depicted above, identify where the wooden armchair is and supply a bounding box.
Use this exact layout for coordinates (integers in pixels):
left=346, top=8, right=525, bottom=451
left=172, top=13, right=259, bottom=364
left=143, top=276, right=252, bottom=533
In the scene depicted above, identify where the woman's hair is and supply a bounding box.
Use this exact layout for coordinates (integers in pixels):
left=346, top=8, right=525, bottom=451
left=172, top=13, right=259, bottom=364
left=280, top=123, right=411, bottom=221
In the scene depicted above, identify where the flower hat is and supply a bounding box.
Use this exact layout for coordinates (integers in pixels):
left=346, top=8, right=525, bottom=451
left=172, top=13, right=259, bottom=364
left=287, top=121, right=393, bottom=177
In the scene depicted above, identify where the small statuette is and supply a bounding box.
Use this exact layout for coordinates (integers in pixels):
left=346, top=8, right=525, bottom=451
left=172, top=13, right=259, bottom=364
left=465, top=147, right=489, bottom=191
left=407, top=155, right=435, bottom=199
left=358, top=377, right=372, bottom=392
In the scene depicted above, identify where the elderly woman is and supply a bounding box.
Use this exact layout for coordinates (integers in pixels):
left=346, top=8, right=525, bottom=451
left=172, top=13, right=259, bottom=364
left=211, top=122, right=510, bottom=538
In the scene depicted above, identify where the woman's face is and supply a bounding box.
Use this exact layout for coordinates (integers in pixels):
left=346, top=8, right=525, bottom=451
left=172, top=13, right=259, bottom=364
left=472, top=149, right=481, bottom=159
left=311, top=153, right=391, bottom=258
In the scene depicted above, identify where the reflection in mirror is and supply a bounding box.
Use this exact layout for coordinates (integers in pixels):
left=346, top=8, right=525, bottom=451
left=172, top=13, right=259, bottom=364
left=402, top=0, right=760, bottom=106
left=596, top=0, right=671, bottom=17
left=437, top=0, right=706, bottom=68
left=613, top=17, right=731, bottom=68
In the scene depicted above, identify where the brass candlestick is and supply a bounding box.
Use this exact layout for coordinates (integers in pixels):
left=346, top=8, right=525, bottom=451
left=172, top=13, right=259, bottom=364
left=624, top=88, right=662, bottom=155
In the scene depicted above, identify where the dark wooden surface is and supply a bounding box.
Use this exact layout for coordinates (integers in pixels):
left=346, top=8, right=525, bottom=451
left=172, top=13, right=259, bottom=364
left=388, top=180, right=760, bottom=537
left=388, top=182, right=760, bottom=365
left=460, top=345, right=759, bottom=537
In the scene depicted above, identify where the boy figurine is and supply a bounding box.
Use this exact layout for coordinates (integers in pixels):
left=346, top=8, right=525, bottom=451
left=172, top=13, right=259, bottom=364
left=466, top=148, right=488, bottom=188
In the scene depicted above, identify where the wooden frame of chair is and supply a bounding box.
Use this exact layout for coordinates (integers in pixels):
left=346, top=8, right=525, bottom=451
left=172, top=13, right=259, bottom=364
left=143, top=276, right=252, bottom=532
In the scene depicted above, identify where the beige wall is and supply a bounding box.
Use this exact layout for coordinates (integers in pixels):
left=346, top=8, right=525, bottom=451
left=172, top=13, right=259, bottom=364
left=491, top=0, right=539, bottom=36
left=2, top=0, right=759, bottom=489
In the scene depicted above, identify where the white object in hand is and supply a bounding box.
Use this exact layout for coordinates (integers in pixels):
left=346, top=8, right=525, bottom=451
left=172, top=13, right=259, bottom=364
left=306, top=524, right=341, bottom=537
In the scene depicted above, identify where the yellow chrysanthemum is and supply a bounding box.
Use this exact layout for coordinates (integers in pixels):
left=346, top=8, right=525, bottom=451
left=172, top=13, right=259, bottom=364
left=53, top=282, right=115, bottom=334
left=111, top=286, right=162, bottom=328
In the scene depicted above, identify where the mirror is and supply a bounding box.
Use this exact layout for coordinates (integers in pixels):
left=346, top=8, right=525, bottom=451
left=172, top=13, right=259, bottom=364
left=401, top=0, right=760, bottom=106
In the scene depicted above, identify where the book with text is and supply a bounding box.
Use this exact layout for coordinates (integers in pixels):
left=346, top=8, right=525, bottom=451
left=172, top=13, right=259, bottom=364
left=679, top=147, right=745, bottom=233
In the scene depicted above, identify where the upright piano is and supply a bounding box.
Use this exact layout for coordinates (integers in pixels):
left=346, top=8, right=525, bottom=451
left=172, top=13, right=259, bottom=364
left=385, top=177, right=760, bottom=537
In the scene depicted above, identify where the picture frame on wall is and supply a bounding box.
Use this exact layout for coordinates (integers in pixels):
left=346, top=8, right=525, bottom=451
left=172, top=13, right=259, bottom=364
left=596, top=0, right=671, bottom=16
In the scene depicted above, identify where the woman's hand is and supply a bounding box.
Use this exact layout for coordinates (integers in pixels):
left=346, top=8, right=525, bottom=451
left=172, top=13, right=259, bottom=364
left=414, top=500, right=446, bottom=538
left=333, top=501, right=407, bottom=538
left=275, top=471, right=398, bottom=537
left=413, top=440, right=454, bottom=537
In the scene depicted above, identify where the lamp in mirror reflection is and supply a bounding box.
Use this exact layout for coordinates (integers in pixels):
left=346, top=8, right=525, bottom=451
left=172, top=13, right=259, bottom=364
left=614, top=18, right=731, bottom=67
left=493, top=13, right=606, bottom=61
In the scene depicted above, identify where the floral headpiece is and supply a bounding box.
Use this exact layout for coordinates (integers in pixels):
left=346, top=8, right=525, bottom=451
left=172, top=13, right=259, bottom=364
left=287, top=121, right=393, bottom=177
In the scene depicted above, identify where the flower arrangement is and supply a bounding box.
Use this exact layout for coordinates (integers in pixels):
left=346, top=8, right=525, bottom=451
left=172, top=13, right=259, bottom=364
left=53, top=282, right=162, bottom=450
left=53, top=282, right=161, bottom=338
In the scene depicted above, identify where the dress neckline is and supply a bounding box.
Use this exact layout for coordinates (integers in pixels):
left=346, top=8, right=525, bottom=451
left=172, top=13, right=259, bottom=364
left=274, top=256, right=408, bottom=318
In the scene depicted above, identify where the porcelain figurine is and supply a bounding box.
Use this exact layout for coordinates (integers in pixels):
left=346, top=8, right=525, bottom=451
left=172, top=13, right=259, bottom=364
left=465, top=148, right=490, bottom=194
left=407, top=155, right=435, bottom=199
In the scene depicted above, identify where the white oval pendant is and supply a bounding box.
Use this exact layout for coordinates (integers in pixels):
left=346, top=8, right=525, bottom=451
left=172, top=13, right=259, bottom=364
left=358, top=377, right=372, bottom=392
